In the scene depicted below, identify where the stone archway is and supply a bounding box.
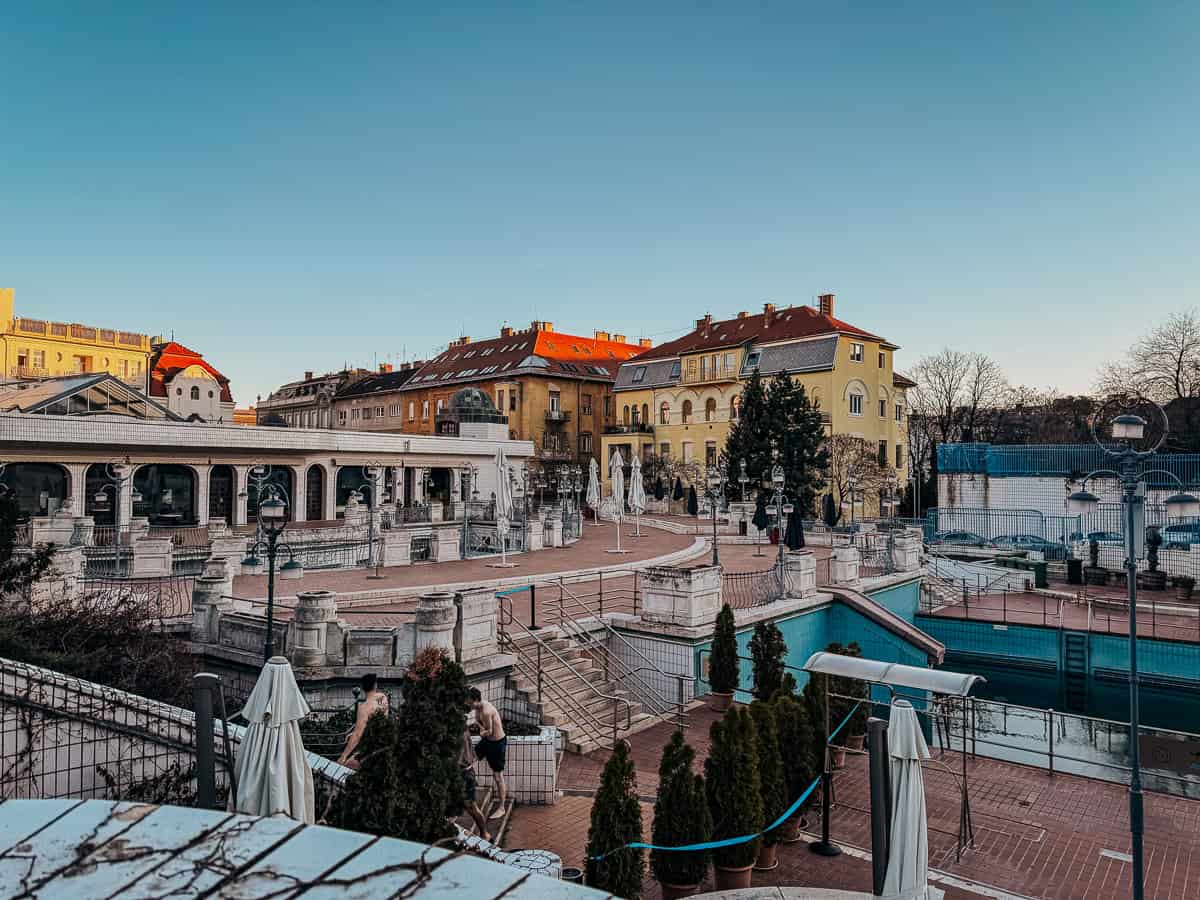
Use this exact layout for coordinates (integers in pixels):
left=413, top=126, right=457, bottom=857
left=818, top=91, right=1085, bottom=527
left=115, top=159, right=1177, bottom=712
left=306, top=464, right=326, bottom=521
left=133, top=464, right=199, bottom=525
left=0, top=463, right=70, bottom=519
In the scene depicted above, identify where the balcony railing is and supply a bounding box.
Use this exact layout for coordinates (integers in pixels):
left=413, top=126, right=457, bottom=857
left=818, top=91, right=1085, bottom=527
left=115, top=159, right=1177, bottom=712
left=10, top=317, right=149, bottom=348
left=544, top=408, right=572, bottom=424
left=539, top=442, right=573, bottom=460
left=603, top=423, right=653, bottom=434
left=8, top=365, right=50, bottom=380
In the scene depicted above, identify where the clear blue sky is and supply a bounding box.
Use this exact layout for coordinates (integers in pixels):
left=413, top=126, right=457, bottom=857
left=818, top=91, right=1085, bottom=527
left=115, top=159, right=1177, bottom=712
left=2, top=3, right=1197, bottom=404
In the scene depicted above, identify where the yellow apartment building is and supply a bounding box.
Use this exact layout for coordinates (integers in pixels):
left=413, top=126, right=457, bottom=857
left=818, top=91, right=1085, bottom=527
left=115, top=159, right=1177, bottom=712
left=0, top=288, right=152, bottom=389
left=601, top=294, right=911, bottom=517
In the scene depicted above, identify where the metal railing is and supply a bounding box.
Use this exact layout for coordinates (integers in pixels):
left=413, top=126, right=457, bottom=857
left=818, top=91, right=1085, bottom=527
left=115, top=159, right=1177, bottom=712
left=496, top=595, right=634, bottom=750
left=722, top=566, right=789, bottom=610
left=393, top=505, right=433, bottom=525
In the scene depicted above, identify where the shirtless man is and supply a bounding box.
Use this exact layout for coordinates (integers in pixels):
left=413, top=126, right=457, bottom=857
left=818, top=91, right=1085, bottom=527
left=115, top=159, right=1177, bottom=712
left=458, top=725, right=490, bottom=841
left=337, top=674, right=389, bottom=769
left=469, top=688, right=507, bottom=819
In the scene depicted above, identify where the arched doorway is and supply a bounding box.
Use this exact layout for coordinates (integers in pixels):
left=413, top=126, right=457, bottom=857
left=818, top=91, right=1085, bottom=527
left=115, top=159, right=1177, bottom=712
left=209, top=465, right=235, bottom=523
left=85, top=464, right=116, bottom=526
left=305, top=465, right=325, bottom=521
left=0, top=463, right=69, bottom=519
left=336, top=465, right=373, bottom=517
left=247, top=467, right=295, bottom=522
left=133, top=464, right=198, bottom=525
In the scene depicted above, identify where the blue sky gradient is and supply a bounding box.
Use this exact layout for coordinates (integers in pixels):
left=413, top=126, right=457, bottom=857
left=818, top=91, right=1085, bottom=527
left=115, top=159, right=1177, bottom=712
left=2, top=3, right=1197, bottom=403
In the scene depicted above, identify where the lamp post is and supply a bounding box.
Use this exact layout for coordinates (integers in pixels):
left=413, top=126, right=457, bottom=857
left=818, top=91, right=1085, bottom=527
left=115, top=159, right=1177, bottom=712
left=240, top=488, right=298, bottom=661
left=92, top=460, right=142, bottom=577
left=738, top=459, right=750, bottom=503
left=770, top=464, right=794, bottom=576
left=847, top=466, right=859, bottom=530
left=353, top=463, right=382, bottom=573
left=1065, top=403, right=1199, bottom=900
left=705, top=464, right=725, bottom=567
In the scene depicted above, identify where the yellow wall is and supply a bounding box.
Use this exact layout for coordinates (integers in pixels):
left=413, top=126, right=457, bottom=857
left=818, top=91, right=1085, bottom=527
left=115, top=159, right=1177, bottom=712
left=1, top=290, right=151, bottom=387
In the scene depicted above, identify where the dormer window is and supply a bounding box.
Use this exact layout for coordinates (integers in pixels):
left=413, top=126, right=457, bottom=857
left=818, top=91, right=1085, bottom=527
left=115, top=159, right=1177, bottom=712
left=631, top=366, right=647, bottom=383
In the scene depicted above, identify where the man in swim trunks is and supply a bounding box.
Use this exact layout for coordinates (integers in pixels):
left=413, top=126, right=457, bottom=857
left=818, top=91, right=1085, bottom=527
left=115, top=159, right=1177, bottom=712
left=469, top=687, right=507, bottom=819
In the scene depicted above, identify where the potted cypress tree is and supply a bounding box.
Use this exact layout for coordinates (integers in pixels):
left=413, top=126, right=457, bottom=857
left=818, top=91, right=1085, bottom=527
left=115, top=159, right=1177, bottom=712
left=651, top=732, right=713, bottom=899
left=707, top=604, right=739, bottom=711
left=1140, top=528, right=1167, bottom=590
left=1083, top=538, right=1109, bottom=585
left=585, top=741, right=645, bottom=898
left=772, top=693, right=817, bottom=842
left=704, top=707, right=763, bottom=890
left=749, top=701, right=786, bottom=871
left=1175, top=575, right=1196, bottom=602
left=749, top=621, right=787, bottom=701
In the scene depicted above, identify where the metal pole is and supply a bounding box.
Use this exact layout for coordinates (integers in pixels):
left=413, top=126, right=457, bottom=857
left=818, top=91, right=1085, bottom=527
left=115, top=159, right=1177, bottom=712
left=810, top=673, right=841, bottom=857
left=1125, top=468, right=1145, bottom=900
left=867, top=716, right=891, bottom=895
left=264, top=533, right=277, bottom=661
left=530, top=584, right=538, bottom=631
left=711, top=489, right=719, bottom=566
left=193, top=673, right=218, bottom=809
left=1048, top=708, right=1055, bottom=777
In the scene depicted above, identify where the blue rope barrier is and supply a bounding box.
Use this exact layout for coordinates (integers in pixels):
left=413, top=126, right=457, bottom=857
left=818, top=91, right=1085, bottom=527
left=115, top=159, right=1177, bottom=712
left=494, top=585, right=531, bottom=597
left=590, top=700, right=864, bottom=861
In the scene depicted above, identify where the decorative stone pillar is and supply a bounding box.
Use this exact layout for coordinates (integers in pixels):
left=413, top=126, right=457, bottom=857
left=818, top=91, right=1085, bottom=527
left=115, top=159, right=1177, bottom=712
left=393, top=466, right=405, bottom=507
left=191, top=571, right=233, bottom=643
left=291, top=465, right=308, bottom=523
left=640, top=564, right=723, bottom=628
left=784, top=550, right=818, bottom=598
left=131, top=536, right=173, bottom=578
left=343, top=492, right=367, bottom=530
left=454, top=587, right=499, bottom=663
left=415, top=591, right=457, bottom=656
left=324, top=463, right=338, bottom=523
left=545, top=513, right=563, bottom=548
left=832, top=546, right=861, bottom=585
left=525, top=517, right=544, bottom=551
left=290, top=589, right=337, bottom=667
left=128, top=517, right=151, bottom=542
left=434, top=526, right=461, bottom=561
left=378, top=530, right=411, bottom=567
left=64, top=463, right=89, bottom=515
left=891, top=535, right=920, bottom=573
left=207, top=517, right=228, bottom=538
left=232, top=465, right=250, bottom=526
left=72, top=515, right=94, bottom=547
left=116, top=472, right=135, bottom=529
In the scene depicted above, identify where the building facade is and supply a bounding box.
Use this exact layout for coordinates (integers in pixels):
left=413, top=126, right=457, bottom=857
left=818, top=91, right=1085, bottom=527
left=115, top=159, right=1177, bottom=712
left=395, top=322, right=649, bottom=473
left=330, top=363, right=422, bottom=432
left=148, top=341, right=236, bottom=423
left=601, top=295, right=910, bottom=514
left=256, top=368, right=369, bottom=429
left=0, top=288, right=151, bottom=390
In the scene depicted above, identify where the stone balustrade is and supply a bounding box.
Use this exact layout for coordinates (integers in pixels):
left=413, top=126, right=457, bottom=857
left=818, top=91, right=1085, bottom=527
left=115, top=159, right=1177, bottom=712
left=831, top=545, right=861, bottom=585
left=639, top=564, right=723, bottom=628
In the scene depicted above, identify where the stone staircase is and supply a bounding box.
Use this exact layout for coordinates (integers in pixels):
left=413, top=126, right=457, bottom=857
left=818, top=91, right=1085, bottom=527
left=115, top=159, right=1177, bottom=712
left=505, top=629, right=658, bottom=754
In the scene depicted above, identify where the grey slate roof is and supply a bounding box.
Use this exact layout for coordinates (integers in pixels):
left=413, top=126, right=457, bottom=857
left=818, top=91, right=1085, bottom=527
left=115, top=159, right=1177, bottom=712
left=613, top=358, right=678, bottom=391
left=746, top=336, right=838, bottom=376
left=0, top=799, right=605, bottom=899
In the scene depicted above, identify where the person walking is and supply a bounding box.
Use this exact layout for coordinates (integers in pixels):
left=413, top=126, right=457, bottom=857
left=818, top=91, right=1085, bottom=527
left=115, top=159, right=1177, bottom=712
left=458, top=724, right=491, bottom=841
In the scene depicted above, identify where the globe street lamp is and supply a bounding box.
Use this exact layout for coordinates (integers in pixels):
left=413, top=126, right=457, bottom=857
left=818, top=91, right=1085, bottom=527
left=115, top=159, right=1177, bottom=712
left=91, top=460, right=143, bottom=577
left=240, top=488, right=300, bottom=661
left=847, top=465, right=859, bottom=530
left=1065, top=403, right=1199, bottom=900
left=705, top=464, right=725, bottom=567
left=770, top=464, right=794, bottom=576
left=738, top=459, right=750, bottom=502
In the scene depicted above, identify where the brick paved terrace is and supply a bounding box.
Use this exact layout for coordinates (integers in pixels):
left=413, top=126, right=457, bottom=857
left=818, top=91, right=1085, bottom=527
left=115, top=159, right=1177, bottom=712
left=504, top=705, right=1200, bottom=899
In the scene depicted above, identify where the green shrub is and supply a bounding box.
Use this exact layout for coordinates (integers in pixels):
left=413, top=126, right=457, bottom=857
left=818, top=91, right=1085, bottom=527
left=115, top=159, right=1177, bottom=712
left=772, top=693, right=817, bottom=815
left=709, top=604, right=739, bottom=695
left=749, top=701, right=787, bottom=847
left=749, top=620, right=787, bottom=701
left=704, top=707, right=763, bottom=870
left=585, top=741, right=645, bottom=898
left=650, top=732, right=712, bottom=888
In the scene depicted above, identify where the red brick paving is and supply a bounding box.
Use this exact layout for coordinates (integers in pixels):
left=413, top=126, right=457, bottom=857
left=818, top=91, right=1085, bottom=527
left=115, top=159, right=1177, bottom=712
left=504, top=705, right=1200, bottom=899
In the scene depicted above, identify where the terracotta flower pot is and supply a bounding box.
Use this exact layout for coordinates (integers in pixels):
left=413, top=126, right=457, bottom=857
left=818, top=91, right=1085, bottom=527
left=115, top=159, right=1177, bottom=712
left=659, top=882, right=700, bottom=900
left=754, top=843, right=779, bottom=871
left=707, top=691, right=734, bottom=713
left=846, top=733, right=866, bottom=753
left=830, top=746, right=847, bottom=769
left=780, top=813, right=809, bottom=843
left=713, top=863, right=754, bottom=891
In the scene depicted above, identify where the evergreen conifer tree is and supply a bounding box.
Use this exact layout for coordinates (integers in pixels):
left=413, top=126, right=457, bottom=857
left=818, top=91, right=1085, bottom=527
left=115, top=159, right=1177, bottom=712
left=585, top=741, right=645, bottom=897
left=749, top=621, right=787, bottom=700
left=749, top=701, right=787, bottom=848
left=686, top=485, right=699, bottom=516
left=650, top=731, right=712, bottom=888
left=767, top=372, right=829, bottom=518
left=704, top=707, right=763, bottom=870
left=772, top=693, right=817, bottom=818
left=723, top=368, right=772, bottom=496
left=709, top=603, right=739, bottom=695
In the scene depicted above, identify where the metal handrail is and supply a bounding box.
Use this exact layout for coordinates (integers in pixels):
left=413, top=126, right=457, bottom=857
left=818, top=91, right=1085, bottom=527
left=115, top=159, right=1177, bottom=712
left=497, top=596, right=634, bottom=748
left=550, top=578, right=685, bottom=726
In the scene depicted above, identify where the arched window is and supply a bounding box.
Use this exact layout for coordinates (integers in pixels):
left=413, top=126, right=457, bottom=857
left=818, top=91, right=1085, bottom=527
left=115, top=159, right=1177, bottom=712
left=190, top=386, right=200, bottom=401
left=660, top=402, right=670, bottom=425
left=623, top=405, right=631, bottom=426
left=682, top=400, right=693, bottom=424
left=641, top=403, right=649, bottom=425
left=705, top=398, right=717, bottom=422
left=730, top=396, right=741, bottom=420
left=631, top=405, right=640, bottom=425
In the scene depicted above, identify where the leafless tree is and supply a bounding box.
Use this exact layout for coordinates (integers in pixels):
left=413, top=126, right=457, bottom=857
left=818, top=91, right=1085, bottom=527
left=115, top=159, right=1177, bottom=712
left=1096, top=309, right=1200, bottom=402
left=825, top=434, right=890, bottom=522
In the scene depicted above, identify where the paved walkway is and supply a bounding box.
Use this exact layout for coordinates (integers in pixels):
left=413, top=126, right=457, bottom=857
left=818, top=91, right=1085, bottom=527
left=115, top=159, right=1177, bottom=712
left=503, top=704, right=1200, bottom=899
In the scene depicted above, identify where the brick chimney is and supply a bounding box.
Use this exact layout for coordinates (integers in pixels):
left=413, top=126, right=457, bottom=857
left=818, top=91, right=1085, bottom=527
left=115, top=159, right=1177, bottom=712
left=613, top=334, right=626, bottom=344
left=594, top=330, right=611, bottom=342
left=639, top=338, right=653, bottom=348
left=695, top=313, right=713, bottom=336
left=762, top=303, right=775, bottom=327
left=531, top=320, right=554, bottom=332
left=379, top=363, right=393, bottom=374
left=818, top=294, right=834, bottom=317
left=737, top=311, right=749, bottom=319
left=304, top=371, right=314, bottom=381
left=500, top=326, right=514, bottom=338
left=459, top=335, right=471, bottom=345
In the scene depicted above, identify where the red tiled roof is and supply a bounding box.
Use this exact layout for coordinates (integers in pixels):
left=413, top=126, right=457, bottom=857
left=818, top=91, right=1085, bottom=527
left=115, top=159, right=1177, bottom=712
left=893, top=371, right=917, bottom=388
left=404, top=327, right=644, bottom=388
left=632, top=305, right=887, bottom=362
left=149, top=341, right=233, bottom=403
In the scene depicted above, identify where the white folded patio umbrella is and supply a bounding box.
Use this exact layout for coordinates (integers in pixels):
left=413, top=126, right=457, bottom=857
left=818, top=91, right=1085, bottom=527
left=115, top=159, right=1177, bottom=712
left=493, top=448, right=516, bottom=567
left=609, top=448, right=626, bottom=552
left=586, top=456, right=601, bottom=523
left=232, top=656, right=316, bottom=823
left=628, top=454, right=646, bottom=536
left=883, top=699, right=942, bottom=900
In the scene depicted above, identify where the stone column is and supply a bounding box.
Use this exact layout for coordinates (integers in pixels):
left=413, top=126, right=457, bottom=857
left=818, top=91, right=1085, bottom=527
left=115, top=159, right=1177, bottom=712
left=640, top=565, right=722, bottom=627
left=415, top=591, right=457, bottom=656
left=291, top=589, right=337, bottom=667
left=832, top=546, right=861, bottom=585
left=325, top=463, right=339, bottom=522
left=891, top=534, right=920, bottom=573
left=393, top=466, right=405, bottom=507
left=73, top=515, right=94, bottom=547
left=64, top=463, right=89, bottom=515
left=116, top=467, right=135, bottom=529
left=194, top=464, right=212, bottom=526
left=291, top=465, right=307, bottom=523
left=191, top=571, right=234, bottom=643
left=784, top=550, right=818, bottom=598
left=232, top=465, right=250, bottom=526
